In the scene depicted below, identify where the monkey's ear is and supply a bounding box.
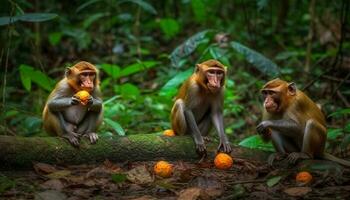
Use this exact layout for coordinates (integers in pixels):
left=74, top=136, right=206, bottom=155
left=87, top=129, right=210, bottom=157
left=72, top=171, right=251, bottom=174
left=65, top=67, right=72, bottom=77
left=288, top=82, right=297, bottom=96
left=195, top=64, right=201, bottom=73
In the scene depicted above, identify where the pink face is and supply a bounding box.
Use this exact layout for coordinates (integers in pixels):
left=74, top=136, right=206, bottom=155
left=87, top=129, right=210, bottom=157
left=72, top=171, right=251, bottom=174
left=79, top=71, right=96, bottom=92
left=262, top=90, right=280, bottom=113
left=206, top=68, right=224, bottom=92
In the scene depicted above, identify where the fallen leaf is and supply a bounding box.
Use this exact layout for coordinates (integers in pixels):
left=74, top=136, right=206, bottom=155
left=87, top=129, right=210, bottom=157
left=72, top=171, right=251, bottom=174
left=86, top=166, right=111, bottom=178
left=72, top=188, right=91, bottom=198
left=111, top=173, right=127, bottom=184
left=46, top=170, right=71, bottom=179
left=177, top=187, right=210, bottom=200
left=41, top=179, right=64, bottom=191
left=284, top=187, right=312, bottom=197
left=127, top=165, right=153, bottom=184
left=35, top=190, right=67, bottom=200
left=104, top=159, right=122, bottom=172
left=33, top=163, right=57, bottom=174
left=190, top=176, right=224, bottom=198
left=130, top=195, right=157, bottom=200
left=266, top=176, right=282, bottom=187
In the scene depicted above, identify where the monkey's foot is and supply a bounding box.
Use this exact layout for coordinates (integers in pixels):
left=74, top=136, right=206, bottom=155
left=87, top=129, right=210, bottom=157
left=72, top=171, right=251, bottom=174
left=217, top=141, right=232, bottom=153
left=286, top=152, right=311, bottom=164
left=267, top=152, right=286, bottom=166
left=85, top=132, right=99, bottom=144
left=195, top=143, right=207, bottom=156
left=63, top=132, right=80, bottom=147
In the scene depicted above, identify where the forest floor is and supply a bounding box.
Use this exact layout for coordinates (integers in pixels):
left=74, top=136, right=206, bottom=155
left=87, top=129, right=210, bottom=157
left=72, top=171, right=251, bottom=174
left=1, top=158, right=350, bottom=200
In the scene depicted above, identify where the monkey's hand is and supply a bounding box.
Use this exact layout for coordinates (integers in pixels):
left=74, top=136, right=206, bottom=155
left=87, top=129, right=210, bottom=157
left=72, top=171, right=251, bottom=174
left=86, top=96, right=94, bottom=106
left=218, top=140, right=232, bottom=153
left=267, top=152, right=286, bottom=166
left=257, top=121, right=272, bottom=136
left=71, top=96, right=80, bottom=105
left=63, top=132, right=80, bottom=147
left=85, top=132, right=99, bottom=144
left=286, top=152, right=310, bottom=164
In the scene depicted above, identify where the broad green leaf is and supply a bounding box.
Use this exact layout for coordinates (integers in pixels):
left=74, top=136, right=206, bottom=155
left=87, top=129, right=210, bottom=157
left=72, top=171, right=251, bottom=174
left=48, top=32, right=62, bottom=46
left=118, top=0, right=157, bottom=15
left=328, top=108, right=350, bottom=117
left=267, top=176, right=282, bottom=187
left=83, top=12, right=107, bottom=29
left=159, top=18, right=180, bottom=40
left=191, top=0, right=206, bottom=23
left=19, top=64, right=33, bottom=91
left=230, top=41, right=280, bottom=77
left=170, top=30, right=212, bottom=67
left=31, top=71, right=55, bottom=92
left=100, top=63, right=121, bottom=78
left=327, top=128, right=343, bottom=140
left=76, top=0, right=102, bottom=12
left=0, top=17, right=18, bottom=26
left=118, top=83, right=140, bottom=98
left=104, top=118, right=126, bottom=136
left=238, top=135, right=275, bottom=151
left=159, top=68, right=193, bottom=97
left=111, top=173, right=127, bottom=183
left=18, top=13, right=58, bottom=22
left=345, top=123, right=350, bottom=132
left=119, top=61, right=158, bottom=77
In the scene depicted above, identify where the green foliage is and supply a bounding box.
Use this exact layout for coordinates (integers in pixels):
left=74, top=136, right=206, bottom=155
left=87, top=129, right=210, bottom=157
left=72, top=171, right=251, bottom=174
left=0, top=175, right=16, bottom=194
left=0, top=13, right=57, bottom=26
left=230, top=42, right=280, bottom=77
left=19, top=64, right=55, bottom=92
left=266, top=176, right=282, bottom=187
left=238, top=135, right=275, bottom=152
left=159, top=68, right=193, bottom=98
left=191, top=0, right=206, bottom=23
left=159, top=18, right=181, bottom=40
left=111, top=173, right=127, bottom=183
left=104, top=118, right=126, bottom=136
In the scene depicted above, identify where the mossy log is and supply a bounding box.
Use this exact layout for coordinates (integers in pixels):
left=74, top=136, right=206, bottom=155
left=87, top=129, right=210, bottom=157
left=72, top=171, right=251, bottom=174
left=0, top=134, right=269, bottom=169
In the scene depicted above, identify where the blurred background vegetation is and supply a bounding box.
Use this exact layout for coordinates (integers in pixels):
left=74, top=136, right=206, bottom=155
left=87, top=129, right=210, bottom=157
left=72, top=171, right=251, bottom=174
left=0, top=0, right=349, bottom=151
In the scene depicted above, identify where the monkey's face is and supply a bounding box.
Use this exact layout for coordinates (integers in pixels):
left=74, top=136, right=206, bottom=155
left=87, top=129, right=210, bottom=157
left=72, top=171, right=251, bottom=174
left=205, top=68, right=224, bottom=93
left=79, top=70, right=96, bottom=92
left=262, top=89, right=280, bottom=113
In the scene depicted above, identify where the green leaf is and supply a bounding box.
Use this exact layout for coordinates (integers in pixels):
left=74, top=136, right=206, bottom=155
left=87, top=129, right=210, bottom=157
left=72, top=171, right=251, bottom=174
left=19, top=64, right=54, bottom=92
left=117, top=83, right=140, bottom=98
left=345, top=123, right=350, bottom=133
left=83, top=12, right=107, bottom=29
left=19, top=64, right=33, bottom=91
left=238, top=135, right=275, bottom=151
left=159, top=18, right=180, bottom=40
left=104, top=118, right=126, bottom=136
left=327, top=128, right=343, bottom=140
left=119, top=61, right=158, bottom=77
left=100, top=63, right=121, bottom=78
left=267, top=176, right=282, bottom=187
left=0, top=175, right=16, bottom=194
left=111, top=173, right=127, bottom=184
left=159, top=68, right=193, bottom=97
left=118, top=0, right=157, bottom=15
left=48, top=32, right=62, bottom=46
left=0, top=17, right=18, bottom=26
left=76, top=0, right=102, bottom=12
left=191, top=0, right=206, bottom=23
left=18, top=13, right=58, bottom=22
left=170, top=30, right=213, bottom=67
left=328, top=108, right=350, bottom=117
left=230, top=41, right=280, bottom=77
left=340, top=135, right=350, bottom=150
left=257, top=0, right=269, bottom=11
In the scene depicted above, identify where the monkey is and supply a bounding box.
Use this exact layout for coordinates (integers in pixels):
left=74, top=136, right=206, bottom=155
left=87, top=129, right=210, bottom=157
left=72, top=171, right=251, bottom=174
left=43, top=61, right=103, bottom=147
left=256, top=78, right=350, bottom=166
left=170, top=59, right=231, bottom=154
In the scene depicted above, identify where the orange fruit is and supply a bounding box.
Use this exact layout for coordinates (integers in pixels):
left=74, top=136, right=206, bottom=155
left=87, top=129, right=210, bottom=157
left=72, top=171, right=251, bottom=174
left=154, top=161, right=173, bottom=178
left=163, top=129, right=175, bottom=137
left=75, top=90, right=90, bottom=105
left=296, top=171, right=312, bottom=184
left=214, top=153, right=233, bottom=170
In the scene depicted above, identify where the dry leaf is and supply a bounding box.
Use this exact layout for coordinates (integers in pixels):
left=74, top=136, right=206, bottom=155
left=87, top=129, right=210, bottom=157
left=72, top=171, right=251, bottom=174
left=46, top=170, right=71, bottom=179
left=41, top=179, right=64, bottom=191
left=284, top=187, right=312, bottom=197
left=127, top=165, right=153, bottom=184
left=177, top=187, right=210, bottom=200
left=33, top=163, right=57, bottom=174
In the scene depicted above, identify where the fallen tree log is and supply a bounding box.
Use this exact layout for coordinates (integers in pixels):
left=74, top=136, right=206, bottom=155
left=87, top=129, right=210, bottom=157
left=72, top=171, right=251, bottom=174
left=0, top=134, right=269, bottom=169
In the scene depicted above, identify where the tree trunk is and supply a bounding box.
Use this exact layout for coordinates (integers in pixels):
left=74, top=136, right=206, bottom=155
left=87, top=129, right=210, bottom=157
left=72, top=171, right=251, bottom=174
left=0, top=134, right=269, bottom=169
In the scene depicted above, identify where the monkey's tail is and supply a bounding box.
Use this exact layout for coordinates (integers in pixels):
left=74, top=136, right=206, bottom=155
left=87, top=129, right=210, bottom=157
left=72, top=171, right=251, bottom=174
left=323, top=153, right=350, bottom=166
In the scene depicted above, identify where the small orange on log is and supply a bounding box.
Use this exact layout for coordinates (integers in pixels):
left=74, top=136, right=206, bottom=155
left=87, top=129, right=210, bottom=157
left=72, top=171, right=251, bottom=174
left=214, top=153, right=233, bottom=170
left=75, top=90, right=90, bottom=105
left=154, top=161, right=173, bottom=178
left=163, top=129, right=175, bottom=137
left=296, top=171, right=312, bottom=184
